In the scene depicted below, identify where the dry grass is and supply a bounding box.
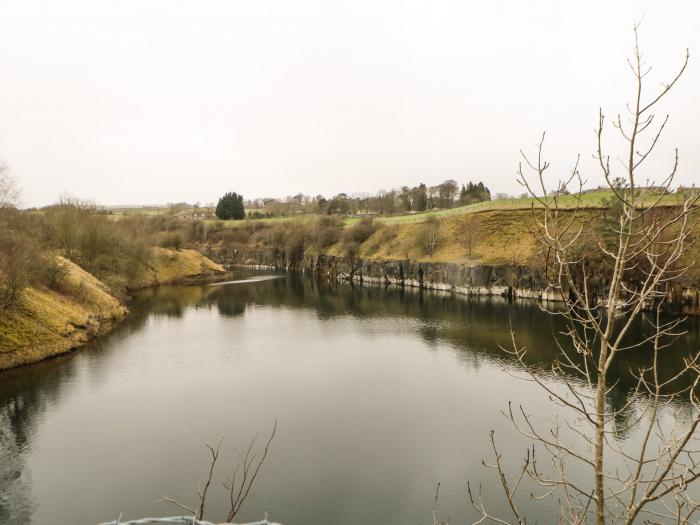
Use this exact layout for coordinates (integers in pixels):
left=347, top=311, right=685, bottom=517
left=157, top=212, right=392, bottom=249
left=0, top=249, right=225, bottom=370
left=0, top=257, right=127, bottom=370
left=130, top=248, right=225, bottom=289
left=341, top=208, right=621, bottom=265
left=347, top=210, right=540, bottom=264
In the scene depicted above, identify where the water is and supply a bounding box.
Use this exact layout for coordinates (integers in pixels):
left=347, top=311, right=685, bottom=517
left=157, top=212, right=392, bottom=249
left=1, top=271, right=699, bottom=525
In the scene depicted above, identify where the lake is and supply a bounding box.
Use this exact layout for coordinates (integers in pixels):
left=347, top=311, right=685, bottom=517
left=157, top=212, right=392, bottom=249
left=2, top=271, right=700, bottom=524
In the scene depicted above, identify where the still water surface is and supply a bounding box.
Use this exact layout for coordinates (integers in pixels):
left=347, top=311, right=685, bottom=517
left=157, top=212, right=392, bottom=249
left=1, top=271, right=699, bottom=524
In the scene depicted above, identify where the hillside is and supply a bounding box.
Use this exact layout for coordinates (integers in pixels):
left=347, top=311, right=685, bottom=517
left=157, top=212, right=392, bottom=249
left=129, top=247, right=225, bottom=288
left=328, top=209, right=546, bottom=265
left=0, top=249, right=225, bottom=371
left=0, top=257, right=126, bottom=370
left=193, top=189, right=688, bottom=229
left=203, top=205, right=700, bottom=291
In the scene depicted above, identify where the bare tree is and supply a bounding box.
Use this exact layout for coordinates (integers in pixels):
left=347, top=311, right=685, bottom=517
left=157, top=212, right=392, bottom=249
left=421, top=216, right=445, bottom=257
left=432, top=482, right=450, bottom=525
left=160, top=420, right=277, bottom=523
left=0, top=165, right=38, bottom=310
left=0, top=162, right=19, bottom=208
left=458, top=215, right=480, bottom=258
left=470, top=25, right=700, bottom=524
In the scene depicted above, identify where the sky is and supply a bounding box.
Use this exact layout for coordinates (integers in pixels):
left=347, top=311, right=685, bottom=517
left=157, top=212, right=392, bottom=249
left=0, top=1, right=698, bottom=208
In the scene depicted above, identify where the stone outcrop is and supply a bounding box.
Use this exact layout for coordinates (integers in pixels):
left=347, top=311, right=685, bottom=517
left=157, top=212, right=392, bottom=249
left=202, top=244, right=700, bottom=315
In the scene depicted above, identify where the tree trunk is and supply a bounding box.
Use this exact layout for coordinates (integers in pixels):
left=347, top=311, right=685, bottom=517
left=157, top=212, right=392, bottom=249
left=595, top=341, right=607, bottom=525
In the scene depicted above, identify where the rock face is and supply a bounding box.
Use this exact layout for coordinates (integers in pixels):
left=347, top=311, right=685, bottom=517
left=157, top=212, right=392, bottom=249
left=202, top=244, right=700, bottom=315
left=202, top=245, right=552, bottom=300
left=301, top=254, right=550, bottom=300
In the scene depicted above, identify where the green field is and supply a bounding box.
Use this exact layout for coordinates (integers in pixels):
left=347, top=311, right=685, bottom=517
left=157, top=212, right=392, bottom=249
left=104, top=189, right=688, bottom=228
left=202, top=214, right=320, bottom=228
left=373, top=190, right=686, bottom=225
left=107, top=206, right=168, bottom=216
left=202, top=193, right=611, bottom=228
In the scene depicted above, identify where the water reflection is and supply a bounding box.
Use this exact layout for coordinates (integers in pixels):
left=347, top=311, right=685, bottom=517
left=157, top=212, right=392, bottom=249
left=0, top=271, right=698, bottom=525
left=0, top=354, right=79, bottom=523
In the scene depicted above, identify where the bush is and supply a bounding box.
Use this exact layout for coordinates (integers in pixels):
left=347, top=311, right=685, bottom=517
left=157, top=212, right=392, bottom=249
left=343, top=218, right=376, bottom=244
left=309, top=216, right=342, bottom=250
left=255, top=225, right=287, bottom=258
left=151, top=215, right=183, bottom=232
left=0, top=209, right=43, bottom=310
left=187, top=221, right=207, bottom=243
left=41, top=199, right=153, bottom=293
left=0, top=231, right=36, bottom=309
left=317, top=226, right=340, bottom=248
left=285, top=229, right=305, bottom=261
left=160, top=232, right=185, bottom=251
left=37, top=256, right=69, bottom=290
left=221, top=227, right=254, bottom=244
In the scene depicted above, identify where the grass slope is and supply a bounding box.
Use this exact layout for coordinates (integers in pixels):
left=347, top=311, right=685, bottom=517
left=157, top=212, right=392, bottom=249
left=0, top=257, right=127, bottom=370
left=131, top=247, right=225, bottom=288
left=329, top=206, right=700, bottom=278
left=0, top=248, right=225, bottom=370
left=332, top=209, right=548, bottom=265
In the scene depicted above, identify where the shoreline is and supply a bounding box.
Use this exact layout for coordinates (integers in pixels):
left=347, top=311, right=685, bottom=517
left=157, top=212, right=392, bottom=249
left=0, top=250, right=228, bottom=372
left=226, top=259, right=700, bottom=316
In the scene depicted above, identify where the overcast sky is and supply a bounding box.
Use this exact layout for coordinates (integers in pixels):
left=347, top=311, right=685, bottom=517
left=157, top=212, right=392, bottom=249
left=0, top=1, right=698, bottom=207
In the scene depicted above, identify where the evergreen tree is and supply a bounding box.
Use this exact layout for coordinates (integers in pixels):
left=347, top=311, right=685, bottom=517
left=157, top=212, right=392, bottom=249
left=459, top=181, right=492, bottom=204
left=215, top=192, right=245, bottom=220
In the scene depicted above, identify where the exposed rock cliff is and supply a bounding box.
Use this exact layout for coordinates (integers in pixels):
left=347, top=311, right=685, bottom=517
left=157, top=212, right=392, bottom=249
left=202, top=244, right=700, bottom=316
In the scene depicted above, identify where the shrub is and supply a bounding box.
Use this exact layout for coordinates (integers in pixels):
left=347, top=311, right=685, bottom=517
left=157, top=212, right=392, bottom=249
left=285, top=229, right=305, bottom=261
left=316, top=226, right=340, bottom=248
left=343, top=218, right=376, bottom=244
left=37, top=256, right=69, bottom=290
left=41, top=199, right=153, bottom=293
left=160, top=232, right=185, bottom=251
left=0, top=231, right=35, bottom=309
left=0, top=209, right=43, bottom=310
left=187, top=221, right=207, bottom=243
left=221, top=227, right=255, bottom=244
left=309, top=216, right=342, bottom=250
left=255, top=225, right=287, bottom=258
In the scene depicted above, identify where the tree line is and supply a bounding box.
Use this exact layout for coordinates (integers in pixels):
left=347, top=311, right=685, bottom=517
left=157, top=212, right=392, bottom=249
left=242, top=179, right=491, bottom=219
left=0, top=170, right=172, bottom=311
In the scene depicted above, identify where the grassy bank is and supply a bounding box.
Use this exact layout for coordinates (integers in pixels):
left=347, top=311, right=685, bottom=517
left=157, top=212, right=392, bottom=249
left=197, top=204, right=700, bottom=288
left=0, top=257, right=126, bottom=369
left=129, top=247, right=225, bottom=288
left=0, top=248, right=224, bottom=371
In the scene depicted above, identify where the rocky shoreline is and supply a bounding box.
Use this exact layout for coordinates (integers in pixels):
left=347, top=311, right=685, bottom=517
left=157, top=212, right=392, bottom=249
left=204, top=246, right=700, bottom=316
